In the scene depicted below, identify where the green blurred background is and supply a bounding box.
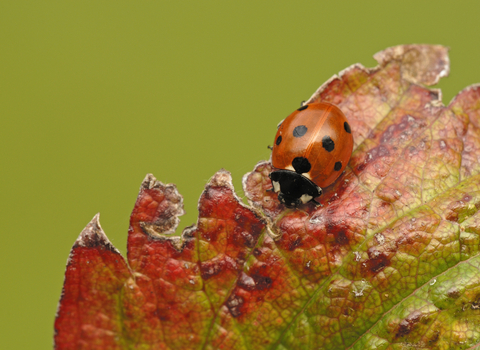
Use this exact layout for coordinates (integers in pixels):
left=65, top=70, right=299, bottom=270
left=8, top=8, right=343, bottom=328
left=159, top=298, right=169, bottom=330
left=1, top=1, right=480, bottom=348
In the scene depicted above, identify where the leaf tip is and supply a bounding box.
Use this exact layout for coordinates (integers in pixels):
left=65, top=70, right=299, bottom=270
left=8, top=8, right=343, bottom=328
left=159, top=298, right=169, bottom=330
left=141, top=174, right=185, bottom=220
left=206, top=168, right=234, bottom=190
left=141, top=173, right=161, bottom=190
left=201, top=168, right=247, bottom=210
left=74, top=213, right=119, bottom=254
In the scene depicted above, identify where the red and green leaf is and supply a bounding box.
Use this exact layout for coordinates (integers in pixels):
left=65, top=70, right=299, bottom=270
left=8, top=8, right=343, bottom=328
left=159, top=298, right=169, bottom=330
left=55, top=45, right=480, bottom=349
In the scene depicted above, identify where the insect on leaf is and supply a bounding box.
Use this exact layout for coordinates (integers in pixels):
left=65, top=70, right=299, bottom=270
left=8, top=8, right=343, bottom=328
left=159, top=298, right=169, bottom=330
left=55, top=45, right=480, bottom=350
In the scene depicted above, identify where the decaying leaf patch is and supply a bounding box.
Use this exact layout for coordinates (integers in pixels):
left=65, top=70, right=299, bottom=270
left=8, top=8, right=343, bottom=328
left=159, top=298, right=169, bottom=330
left=55, top=45, right=480, bottom=350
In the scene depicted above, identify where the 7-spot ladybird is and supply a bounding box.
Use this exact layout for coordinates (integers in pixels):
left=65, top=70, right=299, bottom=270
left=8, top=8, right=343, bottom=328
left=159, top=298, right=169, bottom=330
left=269, top=102, right=353, bottom=207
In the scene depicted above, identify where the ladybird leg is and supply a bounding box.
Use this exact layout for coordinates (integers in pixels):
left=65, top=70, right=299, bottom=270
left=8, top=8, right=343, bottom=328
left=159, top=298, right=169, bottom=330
left=266, top=181, right=275, bottom=192
left=267, top=145, right=273, bottom=150
left=311, top=198, right=321, bottom=206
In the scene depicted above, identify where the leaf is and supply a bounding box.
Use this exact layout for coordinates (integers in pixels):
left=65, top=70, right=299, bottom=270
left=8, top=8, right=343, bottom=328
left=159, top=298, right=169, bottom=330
left=55, top=45, right=480, bottom=350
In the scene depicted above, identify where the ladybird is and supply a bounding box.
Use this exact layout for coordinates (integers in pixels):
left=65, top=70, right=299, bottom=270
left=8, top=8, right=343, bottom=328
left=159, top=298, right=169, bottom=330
left=269, top=102, right=353, bottom=207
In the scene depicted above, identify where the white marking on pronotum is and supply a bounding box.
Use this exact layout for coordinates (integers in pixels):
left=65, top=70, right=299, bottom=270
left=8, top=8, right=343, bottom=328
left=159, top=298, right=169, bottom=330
left=272, top=181, right=281, bottom=193
left=302, top=172, right=312, bottom=180
left=300, top=194, right=313, bottom=204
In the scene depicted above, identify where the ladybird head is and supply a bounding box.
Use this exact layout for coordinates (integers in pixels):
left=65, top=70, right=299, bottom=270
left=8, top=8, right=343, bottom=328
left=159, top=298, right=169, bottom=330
left=269, top=169, right=322, bottom=207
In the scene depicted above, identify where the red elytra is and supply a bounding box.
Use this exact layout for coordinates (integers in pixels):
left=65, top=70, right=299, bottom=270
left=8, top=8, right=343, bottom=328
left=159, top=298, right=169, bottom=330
left=269, top=102, right=353, bottom=206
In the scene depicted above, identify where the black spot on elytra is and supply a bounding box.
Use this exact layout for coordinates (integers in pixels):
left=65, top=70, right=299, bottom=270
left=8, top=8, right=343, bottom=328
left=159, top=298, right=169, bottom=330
left=334, top=161, right=342, bottom=171
left=293, top=125, right=308, bottom=137
left=395, top=311, right=422, bottom=338
left=344, top=122, right=351, bottom=133
left=297, top=105, right=308, bottom=111
left=276, top=135, right=282, bottom=145
left=322, top=135, right=335, bottom=152
left=292, top=157, right=311, bottom=174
